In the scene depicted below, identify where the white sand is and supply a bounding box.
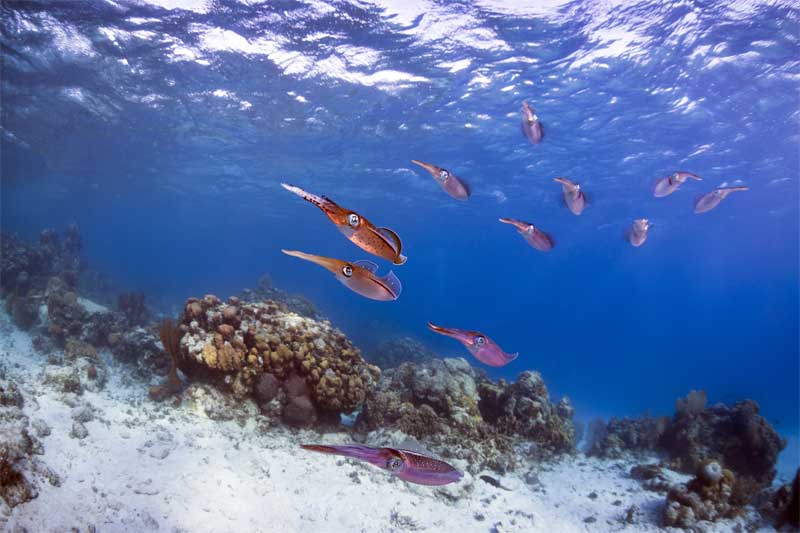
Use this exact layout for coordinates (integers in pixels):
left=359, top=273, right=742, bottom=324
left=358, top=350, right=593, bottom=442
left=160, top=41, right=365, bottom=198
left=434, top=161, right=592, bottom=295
left=0, top=309, right=768, bottom=533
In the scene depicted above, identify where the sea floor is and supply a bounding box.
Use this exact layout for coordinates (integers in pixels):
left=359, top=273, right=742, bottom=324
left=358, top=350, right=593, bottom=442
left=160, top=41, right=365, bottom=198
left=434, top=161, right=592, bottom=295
left=0, top=308, right=771, bottom=533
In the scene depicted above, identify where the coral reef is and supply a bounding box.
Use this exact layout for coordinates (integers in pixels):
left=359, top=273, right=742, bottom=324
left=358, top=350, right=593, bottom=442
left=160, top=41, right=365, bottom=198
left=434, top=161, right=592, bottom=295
left=589, top=391, right=784, bottom=498
left=177, top=295, right=379, bottom=422
left=659, top=395, right=785, bottom=489
left=663, top=460, right=753, bottom=528
left=478, top=371, right=576, bottom=459
left=587, top=415, right=669, bottom=458
left=355, top=359, right=575, bottom=473
left=239, top=273, right=322, bottom=319
left=629, top=463, right=671, bottom=493
left=365, top=336, right=438, bottom=369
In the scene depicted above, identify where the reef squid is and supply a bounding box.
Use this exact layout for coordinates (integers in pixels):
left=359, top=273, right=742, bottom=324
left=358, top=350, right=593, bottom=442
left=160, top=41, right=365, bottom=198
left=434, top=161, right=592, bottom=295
left=653, top=171, right=702, bottom=198
left=521, top=101, right=543, bottom=144
left=282, top=250, right=401, bottom=301
left=410, top=160, right=471, bottom=200
left=553, top=177, right=586, bottom=215
left=301, top=444, right=463, bottom=486
left=281, top=183, right=407, bottom=265
left=694, top=186, right=749, bottom=214
left=498, top=218, right=554, bottom=252
left=627, top=218, right=650, bottom=247
left=427, top=322, right=518, bottom=367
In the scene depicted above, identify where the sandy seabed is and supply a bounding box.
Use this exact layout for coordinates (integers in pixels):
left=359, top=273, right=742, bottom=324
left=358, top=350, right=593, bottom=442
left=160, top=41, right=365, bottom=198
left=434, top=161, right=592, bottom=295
left=0, top=308, right=769, bottom=533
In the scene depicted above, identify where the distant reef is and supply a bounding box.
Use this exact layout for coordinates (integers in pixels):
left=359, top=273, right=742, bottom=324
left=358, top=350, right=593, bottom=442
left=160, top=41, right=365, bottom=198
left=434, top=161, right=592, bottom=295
left=586, top=389, right=790, bottom=529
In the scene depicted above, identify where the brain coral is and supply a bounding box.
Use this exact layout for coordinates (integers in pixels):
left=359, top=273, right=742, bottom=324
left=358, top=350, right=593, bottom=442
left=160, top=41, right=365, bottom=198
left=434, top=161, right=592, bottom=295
left=178, top=295, right=380, bottom=414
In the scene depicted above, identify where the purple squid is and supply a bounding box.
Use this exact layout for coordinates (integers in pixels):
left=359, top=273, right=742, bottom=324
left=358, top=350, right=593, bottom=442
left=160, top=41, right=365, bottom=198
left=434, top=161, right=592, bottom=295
left=627, top=218, right=650, bottom=247
left=282, top=250, right=401, bottom=301
left=521, top=101, right=543, bottom=144
left=498, top=217, right=554, bottom=252
left=410, top=160, right=471, bottom=200
left=301, top=444, right=463, bottom=486
left=427, top=322, right=518, bottom=367
left=694, top=186, right=749, bottom=214
left=553, top=177, right=586, bottom=215
left=653, top=171, right=702, bottom=198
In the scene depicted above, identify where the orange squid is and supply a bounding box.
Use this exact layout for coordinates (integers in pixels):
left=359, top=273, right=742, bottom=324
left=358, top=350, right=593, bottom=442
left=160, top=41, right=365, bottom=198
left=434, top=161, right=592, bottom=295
left=281, top=250, right=402, bottom=301
left=281, top=183, right=407, bottom=265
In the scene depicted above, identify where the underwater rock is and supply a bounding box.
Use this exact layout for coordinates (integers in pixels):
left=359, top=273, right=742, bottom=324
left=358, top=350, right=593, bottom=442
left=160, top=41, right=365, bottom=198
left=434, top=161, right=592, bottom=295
left=181, top=383, right=259, bottom=425
left=111, top=326, right=169, bottom=380
left=63, top=338, right=107, bottom=393
left=365, top=336, right=438, bottom=370
left=663, top=460, right=751, bottom=528
left=660, top=395, right=785, bottom=489
left=587, top=415, right=669, bottom=459
left=42, top=365, right=82, bottom=395
left=630, top=463, right=671, bottom=493
left=6, top=292, right=40, bottom=330
left=70, top=421, right=89, bottom=440
left=1, top=228, right=87, bottom=318
left=764, top=469, right=800, bottom=530
left=254, top=373, right=280, bottom=405
left=0, top=234, right=49, bottom=297
left=177, top=297, right=379, bottom=419
left=478, top=371, right=576, bottom=459
left=0, top=377, right=43, bottom=509
left=46, top=276, right=87, bottom=343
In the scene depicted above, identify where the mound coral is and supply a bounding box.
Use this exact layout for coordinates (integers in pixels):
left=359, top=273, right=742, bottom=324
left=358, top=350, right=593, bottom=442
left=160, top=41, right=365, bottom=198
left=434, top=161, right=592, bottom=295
left=177, top=295, right=379, bottom=421
left=355, top=359, right=575, bottom=473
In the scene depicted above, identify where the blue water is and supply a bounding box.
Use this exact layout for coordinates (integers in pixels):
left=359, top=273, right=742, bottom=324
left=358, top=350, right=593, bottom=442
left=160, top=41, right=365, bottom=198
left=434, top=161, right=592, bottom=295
left=2, top=0, right=798, bottom=469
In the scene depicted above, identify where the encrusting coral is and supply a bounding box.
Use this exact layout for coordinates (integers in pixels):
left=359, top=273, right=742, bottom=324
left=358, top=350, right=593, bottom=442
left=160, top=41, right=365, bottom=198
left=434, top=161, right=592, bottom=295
left=177, top=295, right=380, bottom=423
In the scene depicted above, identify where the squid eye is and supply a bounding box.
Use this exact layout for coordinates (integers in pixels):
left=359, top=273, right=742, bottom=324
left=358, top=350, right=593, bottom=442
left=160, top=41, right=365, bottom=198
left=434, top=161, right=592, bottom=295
left=474, top=336, right=486, bottom=346
left=342, top=265, right=353, bottom=277
left=386, top=457, right=403, bottom=471
left=348, top=213, right=360, bottom=227
left=439, top=170, right=450, bottom=180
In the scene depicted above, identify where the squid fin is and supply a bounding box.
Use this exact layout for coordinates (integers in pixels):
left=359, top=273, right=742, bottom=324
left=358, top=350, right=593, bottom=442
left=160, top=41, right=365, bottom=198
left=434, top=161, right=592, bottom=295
left=376, top=227, right=403, bottom=255
left=378, top=270, right=402, bottom=299
left=353, top=260, right=379, bottom=273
